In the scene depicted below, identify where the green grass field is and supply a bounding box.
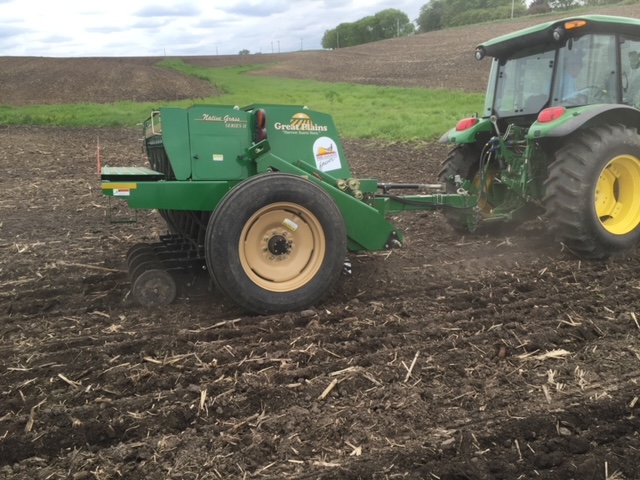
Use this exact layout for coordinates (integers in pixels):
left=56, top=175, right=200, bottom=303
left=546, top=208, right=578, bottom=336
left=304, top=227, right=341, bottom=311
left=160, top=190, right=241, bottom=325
left=0, top=60, right=484, bottom=141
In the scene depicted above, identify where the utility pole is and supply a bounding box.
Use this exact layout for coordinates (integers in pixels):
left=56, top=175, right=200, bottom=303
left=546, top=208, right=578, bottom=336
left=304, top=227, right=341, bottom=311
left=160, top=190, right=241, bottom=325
left=271, top=41, right=273, bottom=53
left=511, top=0, right=515, bottom=18
left=300, top=38, right=303, bottom=51
left=277, top=40, right=280, bottom=53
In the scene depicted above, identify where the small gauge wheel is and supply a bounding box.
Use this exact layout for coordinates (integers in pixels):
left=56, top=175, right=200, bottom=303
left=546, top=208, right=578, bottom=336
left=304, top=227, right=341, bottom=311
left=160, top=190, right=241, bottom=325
left=126, top=243, right=153, bottom=264
left=131, top=269, right=177, bottom=307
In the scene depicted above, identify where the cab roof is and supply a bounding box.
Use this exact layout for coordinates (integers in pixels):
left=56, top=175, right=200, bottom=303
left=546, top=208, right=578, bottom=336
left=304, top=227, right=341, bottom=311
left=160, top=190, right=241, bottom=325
left=476, top=15, right=640, bottom=60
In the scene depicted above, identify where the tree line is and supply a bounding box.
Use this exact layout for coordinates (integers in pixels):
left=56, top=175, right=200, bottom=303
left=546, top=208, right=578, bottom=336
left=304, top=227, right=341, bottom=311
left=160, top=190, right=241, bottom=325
left=321, top=9, right=415, bottom=49
left=321, top=0, right=640, bottom=49
left=417, top=0, right=639, bottom=32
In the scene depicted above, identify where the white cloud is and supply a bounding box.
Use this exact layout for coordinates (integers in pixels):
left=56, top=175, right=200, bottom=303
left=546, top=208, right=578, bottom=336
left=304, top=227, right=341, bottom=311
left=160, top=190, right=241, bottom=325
left=134, top=3, right=202, bottom=18
left=221, top=1, right=291, bottom=17
left=0, top=0, right=422, bottom=57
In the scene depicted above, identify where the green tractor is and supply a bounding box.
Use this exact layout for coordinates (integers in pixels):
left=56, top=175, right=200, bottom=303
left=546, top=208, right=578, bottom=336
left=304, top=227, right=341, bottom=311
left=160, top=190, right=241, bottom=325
left=439, top=15, right=640, bottom=259
left=101, top=15, right=640, bottom=314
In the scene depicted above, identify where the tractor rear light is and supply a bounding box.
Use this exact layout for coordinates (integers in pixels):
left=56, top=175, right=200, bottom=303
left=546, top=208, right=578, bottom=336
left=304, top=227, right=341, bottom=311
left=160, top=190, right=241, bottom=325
left=537, top=107, right=566, bottom=123
left=456, top=117, right=479, bottom=131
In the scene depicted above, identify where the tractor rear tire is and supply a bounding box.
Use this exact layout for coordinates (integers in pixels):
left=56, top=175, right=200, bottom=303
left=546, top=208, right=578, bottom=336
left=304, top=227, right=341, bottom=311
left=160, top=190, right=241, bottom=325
left=438, top=144, right=513, bottom=234
left=438, top=145, right=479, bottom=233
left=204, top=173, right=347, bottom=314
left=543, top=124, right=640, bottom=259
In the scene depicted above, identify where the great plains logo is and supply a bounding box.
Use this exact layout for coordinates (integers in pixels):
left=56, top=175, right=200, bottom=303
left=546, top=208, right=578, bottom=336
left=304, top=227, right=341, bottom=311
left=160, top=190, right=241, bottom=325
left=274, top=113, right=329, bottom=135
left=313, top=137, right=342, bottom=172
left=198, top=113, right=247, bottom=129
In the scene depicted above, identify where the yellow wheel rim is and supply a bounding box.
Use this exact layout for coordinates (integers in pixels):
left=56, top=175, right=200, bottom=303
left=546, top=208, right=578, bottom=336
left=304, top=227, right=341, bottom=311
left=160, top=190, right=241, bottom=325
left=595, top=154, right=640, bottom=235
left=473, top=167, right=497, bottom=217
left=239, top=202, right=326, bottom=292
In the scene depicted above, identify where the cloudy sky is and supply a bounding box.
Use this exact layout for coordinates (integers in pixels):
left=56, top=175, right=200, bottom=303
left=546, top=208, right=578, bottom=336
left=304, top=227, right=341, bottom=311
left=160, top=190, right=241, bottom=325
left=0, top=0, right=423, bottom=57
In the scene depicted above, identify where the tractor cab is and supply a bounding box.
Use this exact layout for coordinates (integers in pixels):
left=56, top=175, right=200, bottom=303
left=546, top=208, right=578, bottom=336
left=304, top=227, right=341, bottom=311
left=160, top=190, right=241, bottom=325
left=488, top=26, right=620, bottom=122
left=477, top=16, right=640, bottom=130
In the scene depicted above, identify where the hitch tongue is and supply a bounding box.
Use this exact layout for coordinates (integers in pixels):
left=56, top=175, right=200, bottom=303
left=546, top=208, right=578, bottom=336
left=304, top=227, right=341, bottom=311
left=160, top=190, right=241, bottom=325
left=421, top=183, right=446, bottom=192
left=378, top=182, right=446, bottom=194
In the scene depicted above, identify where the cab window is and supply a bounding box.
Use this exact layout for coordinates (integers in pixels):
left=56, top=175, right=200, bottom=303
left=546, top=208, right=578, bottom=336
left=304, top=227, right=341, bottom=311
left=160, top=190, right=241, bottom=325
left=620, top=35, right=640, bottom=108
left=552, top=33, right=618, bottom=106
left=494, top=48, right=555, bottom=116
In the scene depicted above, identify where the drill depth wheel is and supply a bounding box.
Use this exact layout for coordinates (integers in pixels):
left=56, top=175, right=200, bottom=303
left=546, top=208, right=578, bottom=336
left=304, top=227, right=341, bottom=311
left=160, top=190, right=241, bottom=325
left=131, top=269, right=177, bottom=308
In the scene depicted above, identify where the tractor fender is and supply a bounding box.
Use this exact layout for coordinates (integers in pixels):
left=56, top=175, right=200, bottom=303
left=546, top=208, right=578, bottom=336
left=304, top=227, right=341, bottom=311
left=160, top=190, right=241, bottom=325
left=439, top=118, right=494, bottom=145
left=529, top=104, right=640, bottom=139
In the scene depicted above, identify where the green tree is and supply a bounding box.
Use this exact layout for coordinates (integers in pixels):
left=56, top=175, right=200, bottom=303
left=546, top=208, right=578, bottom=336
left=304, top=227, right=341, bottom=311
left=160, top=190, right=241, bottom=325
left=322, top=29, right=338, bottom=49
left=444, top=0, right=527, bottom=25
left=416, top=0, right=447, bottom=32
left=322, top=22, right=353, bottom=49
left=548, top=0, right=580, bottom=8
left=373, top=9, right=415, bottom=38
left=353, top=16, right=377, bottom=45
left=417, top=0, right=527, bottom=33
left=322, top=9, right=415, bottom=49
left=581, top=0, right=627, bottom=4
left=528, top=0, right=552, bottom=14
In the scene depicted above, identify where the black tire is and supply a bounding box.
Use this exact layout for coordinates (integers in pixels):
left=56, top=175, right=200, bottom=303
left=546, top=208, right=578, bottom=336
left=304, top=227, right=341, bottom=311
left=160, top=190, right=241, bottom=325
left=131, top=269, right=177, bottom=308
left=437, top=144, right=513, bottom=234
left=205, top=173, right=347, bottom=314
left=438, top=145, right=478, bottom=233
left=543, top=125, right=640, bottom=259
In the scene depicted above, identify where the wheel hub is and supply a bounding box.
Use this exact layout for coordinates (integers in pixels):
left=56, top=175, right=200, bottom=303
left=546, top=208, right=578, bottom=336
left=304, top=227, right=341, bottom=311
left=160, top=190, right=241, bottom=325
left=267, top=233, right=292, bottom=257
left=240, top=203, right=324, bottom=289
left=595, top=154, right=640, bottom=235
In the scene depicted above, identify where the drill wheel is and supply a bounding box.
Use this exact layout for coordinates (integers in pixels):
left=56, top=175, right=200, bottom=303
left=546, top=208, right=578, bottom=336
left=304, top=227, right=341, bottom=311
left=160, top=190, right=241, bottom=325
left=126, top=243, right=153, bottom=264
left=128, top=252, right=159, bottom=274
left=131, top=269, right=177, bottom=307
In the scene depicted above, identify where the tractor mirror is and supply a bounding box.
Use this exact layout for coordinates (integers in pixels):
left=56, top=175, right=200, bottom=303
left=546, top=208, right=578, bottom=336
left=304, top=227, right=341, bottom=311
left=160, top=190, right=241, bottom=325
left=629, top=51, right=640, bottom=70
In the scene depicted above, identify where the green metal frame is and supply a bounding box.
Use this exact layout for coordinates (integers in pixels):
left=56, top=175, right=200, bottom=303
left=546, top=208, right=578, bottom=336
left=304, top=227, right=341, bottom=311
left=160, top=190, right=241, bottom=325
left=102, top=104, right=478, bottom=253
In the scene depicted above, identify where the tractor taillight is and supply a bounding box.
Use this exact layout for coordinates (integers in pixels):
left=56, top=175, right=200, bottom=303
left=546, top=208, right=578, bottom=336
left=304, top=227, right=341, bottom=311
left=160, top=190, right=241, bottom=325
left=456, top=117, right=479, bottom=131
left=537, top=107, right=566, bottom=123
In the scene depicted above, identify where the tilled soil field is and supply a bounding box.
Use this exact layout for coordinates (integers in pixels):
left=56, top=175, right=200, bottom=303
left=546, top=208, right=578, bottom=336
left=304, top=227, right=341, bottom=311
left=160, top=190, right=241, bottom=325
left=1, top=126, right=640, bottom=480
left=3, top=6, right=640, bottom=479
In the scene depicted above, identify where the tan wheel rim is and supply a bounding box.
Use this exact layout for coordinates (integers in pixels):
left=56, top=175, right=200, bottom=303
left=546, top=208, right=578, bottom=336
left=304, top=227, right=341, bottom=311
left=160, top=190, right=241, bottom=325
left=239, top=202, right=326, bottom=292
left=595, top=154, right=640, bottom=235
